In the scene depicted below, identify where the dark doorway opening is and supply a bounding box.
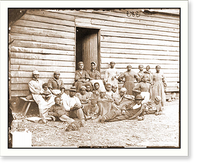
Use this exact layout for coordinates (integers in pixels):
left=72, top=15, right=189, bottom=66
left=76, top=27, right=100, bottom=71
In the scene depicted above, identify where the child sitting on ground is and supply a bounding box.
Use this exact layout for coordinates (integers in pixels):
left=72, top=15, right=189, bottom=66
left=47, top=96, right=75, bottom=124
left=105, top=83, right=113, bottom=100
left=41, top=83, right=52, bottom=101
left=84, top=98, right=99, bottom=120
left=146, top=96, right=162, bottom=115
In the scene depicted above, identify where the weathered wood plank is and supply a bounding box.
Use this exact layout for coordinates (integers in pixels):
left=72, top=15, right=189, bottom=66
left=26, top=10, right=75, bottom=21
left=11, top=40, right=75, bottom=51
left=100, top=30, right=179, bottom=42
left=10, top=71, right=75, bottom=78
left=11, top=90, right=30, bottom=97
left=10, top=26, right=75, bottom=39
left=21, top=13, right=75, bottom=27
left=101, top=42, right=179, bottom=52
left=10, top=65, right=75, bottom=73
left=10, top=46, right=75, bottom=55
left=10, top=33, right=75, bottom=46
left=11, top=78, right=74, bottom=84
left=11, top=58, right=75, bottom=67
left=13, top=19, right=75, bottom=33
left=101, top=48, right=179, bottom=56
left=101, top=36, right=179, bottom=47
left=101, top=53, right=179, bottom=61
left=10, top=52, right=75, bottom=62
left=101, top=57, right=178, bottom=65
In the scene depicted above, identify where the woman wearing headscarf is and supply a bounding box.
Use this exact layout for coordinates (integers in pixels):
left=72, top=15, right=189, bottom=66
left=119, top=65, right=140, bottom=95
left=28, top=70, right=55, bottom=122
left=151, top=65, right=167, bottom=107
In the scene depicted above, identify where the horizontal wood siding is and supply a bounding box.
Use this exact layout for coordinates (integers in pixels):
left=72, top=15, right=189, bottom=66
left=10, top=10, right=76, bottom=97
left=10, top=9, right=179, bottom=97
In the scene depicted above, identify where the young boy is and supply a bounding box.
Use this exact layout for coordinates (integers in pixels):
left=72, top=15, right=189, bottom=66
left=105, top=83, right=113, bottom=100
left=84, top=98, right=99, bottom=120
left=48, top=96, right=74, bottom=124
left=134, top=77, right=150, bottom=104
left=137, top=65, right=144, bottom=82
left=41, top=83, right=52, bottom=101
left=146, top=96, right=162, bottom=115
left=76, top=86, right=91, bottom=104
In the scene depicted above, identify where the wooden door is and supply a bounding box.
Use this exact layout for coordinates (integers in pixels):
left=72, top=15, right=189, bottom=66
left=82, top=32, right=98, bottom=71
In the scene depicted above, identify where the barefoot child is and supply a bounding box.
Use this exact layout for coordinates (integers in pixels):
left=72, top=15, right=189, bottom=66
left=47, top=96, right=74, bottom=124
left=146, top=96, right=162, bottom=115
left=41, top=83, right=52, bottom=101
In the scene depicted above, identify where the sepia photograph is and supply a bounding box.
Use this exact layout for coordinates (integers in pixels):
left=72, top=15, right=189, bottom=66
left=1, top=0, right=188, bottom=156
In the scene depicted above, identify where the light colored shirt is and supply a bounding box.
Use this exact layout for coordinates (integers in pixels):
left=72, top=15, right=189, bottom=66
left=62, top=93, right=82, bottom=111
left=28, top=79, right=44, bottom=94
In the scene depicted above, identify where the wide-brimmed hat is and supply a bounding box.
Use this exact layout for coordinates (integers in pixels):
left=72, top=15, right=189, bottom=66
left=69, top=86, right=76, bottom=92
left=135, top=95, right=144, bottom=100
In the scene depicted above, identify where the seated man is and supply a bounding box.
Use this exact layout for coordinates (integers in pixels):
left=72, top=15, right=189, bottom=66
left=87, top=62, right=101, bottom=80
left=74, top=61, right=92, bottom=92
left=62, top=86, right=85, bottom=126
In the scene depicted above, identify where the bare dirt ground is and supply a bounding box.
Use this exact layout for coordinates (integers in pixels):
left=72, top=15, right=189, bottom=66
left=11, top=99, right=179, bottom=148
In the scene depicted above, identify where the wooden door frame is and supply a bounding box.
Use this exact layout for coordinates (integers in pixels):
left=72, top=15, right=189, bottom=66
left=75, top=26, right=101, bottom=72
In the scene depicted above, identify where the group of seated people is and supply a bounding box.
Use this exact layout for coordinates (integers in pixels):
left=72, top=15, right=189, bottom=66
left=28, top=61, right=166, bottom=131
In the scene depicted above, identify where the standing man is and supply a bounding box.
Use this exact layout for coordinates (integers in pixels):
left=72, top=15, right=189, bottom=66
left=104, top=61, right=119, bottom=87
left=74, top=61, right=91, bottom=92
left=48, top=71, right=65, bottom=96
left=119, top=65, right=139, bottom=95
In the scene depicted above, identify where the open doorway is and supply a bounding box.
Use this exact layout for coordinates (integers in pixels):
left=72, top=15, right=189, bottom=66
left=76, top=27, right=100, bottom=71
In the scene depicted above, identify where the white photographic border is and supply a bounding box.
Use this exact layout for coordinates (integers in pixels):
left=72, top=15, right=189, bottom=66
left=0, top=0, right=188, bottom=156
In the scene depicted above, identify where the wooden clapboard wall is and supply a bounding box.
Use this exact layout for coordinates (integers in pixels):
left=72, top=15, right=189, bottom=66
left=9, top=9, right=179, bottom=97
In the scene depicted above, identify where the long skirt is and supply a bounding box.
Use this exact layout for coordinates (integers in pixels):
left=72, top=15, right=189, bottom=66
left=32, top=94, right=55, bottom=119
left=151, top=82, right=166, bottom=106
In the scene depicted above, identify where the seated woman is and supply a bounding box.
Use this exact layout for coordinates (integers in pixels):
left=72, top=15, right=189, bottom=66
left=88, top=61, right=105, bottom=91
left=28, top=70, right=55, bottom=123
left=48, top=71, right=65, bottom=96
left=76, top=86, right=91, bottom=104
left=74, top=61, right=92, bottom=92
